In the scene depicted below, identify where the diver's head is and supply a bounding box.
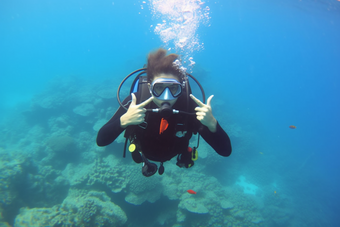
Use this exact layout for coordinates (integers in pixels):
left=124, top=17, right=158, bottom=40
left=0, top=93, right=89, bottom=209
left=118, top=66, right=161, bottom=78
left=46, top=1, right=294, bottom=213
left=146, top=48, right=185, bottom=108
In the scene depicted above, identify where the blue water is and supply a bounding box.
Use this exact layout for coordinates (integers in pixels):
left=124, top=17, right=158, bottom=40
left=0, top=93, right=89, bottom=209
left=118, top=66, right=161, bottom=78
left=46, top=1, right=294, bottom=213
left=1, top=0, right=340, bottom=226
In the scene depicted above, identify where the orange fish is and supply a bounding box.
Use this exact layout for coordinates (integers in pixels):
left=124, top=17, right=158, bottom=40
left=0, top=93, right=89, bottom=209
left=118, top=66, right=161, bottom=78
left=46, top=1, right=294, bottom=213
left=159, top=118, right=169, bottom=134
left=187, top=189, right=197, bottom=194
left=289, top=125, right=296, bottom=129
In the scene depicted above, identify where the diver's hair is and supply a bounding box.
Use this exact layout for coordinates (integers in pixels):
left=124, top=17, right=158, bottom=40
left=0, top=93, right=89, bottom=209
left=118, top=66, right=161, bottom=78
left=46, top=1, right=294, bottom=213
left=146, top=48, right=184, bottom=82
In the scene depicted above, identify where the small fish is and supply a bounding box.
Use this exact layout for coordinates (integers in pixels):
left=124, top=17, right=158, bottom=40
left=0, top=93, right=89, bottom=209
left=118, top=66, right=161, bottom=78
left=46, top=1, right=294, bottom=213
left=187, top=189, right=197, bottom=194
left=259, top=152, right=263, bottom=155
left=159, top=118, right=169, bottom=134
left=289, top=125, right=296, bottom=129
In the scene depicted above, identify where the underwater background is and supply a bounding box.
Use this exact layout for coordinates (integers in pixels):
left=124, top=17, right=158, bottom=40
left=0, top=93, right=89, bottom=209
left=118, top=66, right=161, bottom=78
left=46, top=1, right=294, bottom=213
left=1, top=0, right=340, bottom=226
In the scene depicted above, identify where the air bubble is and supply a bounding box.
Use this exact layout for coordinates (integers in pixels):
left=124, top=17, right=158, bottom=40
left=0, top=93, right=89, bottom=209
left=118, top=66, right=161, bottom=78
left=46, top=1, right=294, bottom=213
left=149, top=0, right=210, bottom=71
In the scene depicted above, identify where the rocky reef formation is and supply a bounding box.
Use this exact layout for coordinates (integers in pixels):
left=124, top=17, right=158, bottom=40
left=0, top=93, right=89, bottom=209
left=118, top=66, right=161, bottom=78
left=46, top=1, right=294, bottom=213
left=14, top=189, right=127, bottom=227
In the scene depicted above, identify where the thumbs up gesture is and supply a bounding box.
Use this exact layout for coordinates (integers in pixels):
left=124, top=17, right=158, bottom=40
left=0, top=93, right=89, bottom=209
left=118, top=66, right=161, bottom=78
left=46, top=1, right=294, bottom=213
left=120, top=93, right=154, bottom=128
left=190, top=94, right=217, bottom=133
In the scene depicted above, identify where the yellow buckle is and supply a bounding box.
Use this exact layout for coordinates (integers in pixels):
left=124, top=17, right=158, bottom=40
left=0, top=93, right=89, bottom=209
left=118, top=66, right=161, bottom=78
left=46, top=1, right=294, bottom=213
left=129, top=144, right=136, bottom=152
left=191, top=148, right=198, bottom=161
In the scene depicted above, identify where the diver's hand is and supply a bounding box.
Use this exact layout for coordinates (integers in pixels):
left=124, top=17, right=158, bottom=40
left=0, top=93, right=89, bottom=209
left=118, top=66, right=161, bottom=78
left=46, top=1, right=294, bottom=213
left=120, top=93, right=153, bottom=128
left=190, top=94, right=217, bottom=133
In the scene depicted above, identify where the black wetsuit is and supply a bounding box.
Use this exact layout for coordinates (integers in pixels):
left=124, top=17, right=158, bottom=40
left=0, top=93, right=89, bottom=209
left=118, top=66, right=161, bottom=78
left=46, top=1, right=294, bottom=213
left=96, top=93, right=232, bottom=162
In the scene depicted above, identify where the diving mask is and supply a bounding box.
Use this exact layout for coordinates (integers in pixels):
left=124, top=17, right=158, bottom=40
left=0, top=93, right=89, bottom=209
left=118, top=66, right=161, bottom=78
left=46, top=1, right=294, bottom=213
left=150, top=78, right=183, bottom=101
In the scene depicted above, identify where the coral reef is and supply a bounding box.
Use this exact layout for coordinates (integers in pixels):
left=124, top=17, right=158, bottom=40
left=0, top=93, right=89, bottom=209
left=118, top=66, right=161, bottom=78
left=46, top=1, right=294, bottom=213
left=62, top=155, right=164, bottom=205
left=125, top=165, right=163, bottom=205
left=73, top=103, right=95, bottom=117
left=47, top=135, right=75, bottom=154
left=14, top=189, right=127, bottom=227
left=24, top=164, right=68, bottom=208
left=62, top=155, right=130, bottom=193
left=0, top=148, right=26, bottom=207
left=0, top=148, right=27, bottom=226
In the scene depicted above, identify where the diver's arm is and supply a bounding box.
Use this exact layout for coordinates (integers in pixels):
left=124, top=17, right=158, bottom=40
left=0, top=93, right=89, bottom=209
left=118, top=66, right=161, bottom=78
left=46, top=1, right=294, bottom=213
left=96, top=96, right=131, bottom=146
left=199, top=121, right=232, bottom=157
left=188, top=95, right=231, bottom=156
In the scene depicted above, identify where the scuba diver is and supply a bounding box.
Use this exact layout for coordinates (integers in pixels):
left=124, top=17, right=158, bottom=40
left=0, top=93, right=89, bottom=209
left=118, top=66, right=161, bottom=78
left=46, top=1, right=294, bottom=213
left=96, top=48, right=232, bottom=177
